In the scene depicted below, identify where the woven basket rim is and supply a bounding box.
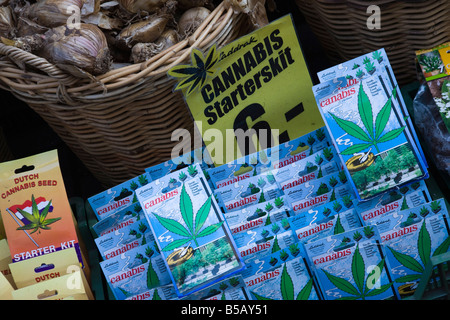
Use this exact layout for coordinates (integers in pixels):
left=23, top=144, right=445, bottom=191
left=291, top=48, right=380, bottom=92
left=0, top=1, right=237, bottom=97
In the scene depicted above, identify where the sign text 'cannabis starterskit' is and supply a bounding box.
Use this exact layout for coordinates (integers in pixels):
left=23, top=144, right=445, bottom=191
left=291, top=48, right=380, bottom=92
left=168, top=14, right=324, bottom=165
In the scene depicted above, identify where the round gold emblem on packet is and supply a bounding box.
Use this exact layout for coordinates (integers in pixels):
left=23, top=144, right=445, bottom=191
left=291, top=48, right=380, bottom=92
left=167, top=246, right=194, bottom=267
left=345, top=152, right=375, bottom=173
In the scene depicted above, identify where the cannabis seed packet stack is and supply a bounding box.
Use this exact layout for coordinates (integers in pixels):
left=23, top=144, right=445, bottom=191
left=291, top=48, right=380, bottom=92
left=91, top=203, right=146, bottom=238
left=206, top=126, right=332, bottom=190
left=241, top=250, right=320, bottom=300
left=273, top=146, right=340, bottom=192
left=354, top=179, right=431, bottom=225
left=313, top=72, right=428, bottom=201
left=285, top=170, right=356, bottom=215
left=317, top=48, right=427, bottom=168
left=180, top=275, right=251, bottom=300
left=289, top=199, right=362, bottom=256
left=214, top=171, right=284, bottom=213
left=136, top=164, right=245, bottom=297
left=303, top=225, right=398, bottom=300
left=225, top=197, right=292, bottom=236
left=125, top=284, right=178, bottom=300
left=144, top=146, right=215, bottom=188
left=0, top=150, right=82, bottom=265
left=236, top=224, right=297, bottom=265
left=367, top=198, right=450, bottom=299
left=88, top=173, right=151, bottom=221
left=94, top=218, right=156, bottom=260
left=100, top=243, right=172, bottom=300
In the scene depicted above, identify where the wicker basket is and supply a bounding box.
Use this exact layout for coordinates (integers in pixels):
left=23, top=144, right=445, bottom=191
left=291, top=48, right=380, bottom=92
left=0, top=2, right=255, bottom=187
left=295, top=0, right=450, bottom=85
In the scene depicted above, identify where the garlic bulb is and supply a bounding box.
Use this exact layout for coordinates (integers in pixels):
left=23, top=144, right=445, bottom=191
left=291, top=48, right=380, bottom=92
left=177, top=6, right=210, bottom=37
left=224, top=0, right=268, bottom=28
left=117, top=0, right=167, bottom=14
left=22, top=0, right=84, bottom=28
left=116, top=14, right=168, bottom=49
left=177, top=0, right=210, bottom=11
left=81, top=0, right=100, bottom=16
left=0, top=6, right=15, bottom=38
left=81, top=11, right=122, bottom=30
left=16, top=16, right=48, bottom=36
left=131, top=28, right=178, bottom=63
left=5, top=23, right=111, bottom=75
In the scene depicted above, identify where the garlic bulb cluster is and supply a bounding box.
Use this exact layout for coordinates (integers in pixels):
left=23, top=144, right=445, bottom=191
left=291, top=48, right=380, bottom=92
left=1, top=0, right=221, bottom=75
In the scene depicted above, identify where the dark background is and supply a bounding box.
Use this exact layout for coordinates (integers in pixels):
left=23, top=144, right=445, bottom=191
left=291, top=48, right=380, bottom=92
left=0, top=0, right=337, bottom=200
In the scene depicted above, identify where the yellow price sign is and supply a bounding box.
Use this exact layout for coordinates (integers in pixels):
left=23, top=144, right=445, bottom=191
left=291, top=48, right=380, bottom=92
left=169, top=14, right=324, bottom=166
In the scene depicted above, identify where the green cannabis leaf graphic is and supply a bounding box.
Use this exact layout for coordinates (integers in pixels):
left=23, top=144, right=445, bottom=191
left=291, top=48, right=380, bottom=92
left=333, top=215, right=345, bottom=235
left=16, top=195, right=61, bottom=234
left=251, top=264, right=314, bottom=300
left=281, top=263, right=295, bottom=300
left=153, top=184, right=223, bottom=251
left=168, top=44, right=218, bottom=96
left=147, top=260, right=160, bottom=289
left=330, top=83, right=405, bottom=154
left=388, top=220, right=450, bottom=284
left=152, top=290, right=161, bottom=300
left=322, top=244, right=393, bottom=300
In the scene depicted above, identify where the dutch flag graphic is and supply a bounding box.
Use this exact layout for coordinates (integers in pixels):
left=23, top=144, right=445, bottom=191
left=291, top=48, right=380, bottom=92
left=7, top=197, right=54, bottom=247
left=8, top=197, right=54, bottom=226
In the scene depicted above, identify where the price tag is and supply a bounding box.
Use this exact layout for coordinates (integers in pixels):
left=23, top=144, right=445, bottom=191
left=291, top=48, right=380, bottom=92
left=169, top=14, right=324, bottom=166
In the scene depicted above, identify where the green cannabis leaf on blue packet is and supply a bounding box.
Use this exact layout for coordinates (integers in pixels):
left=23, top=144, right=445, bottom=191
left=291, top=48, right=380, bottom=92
left=152, top=184, right=223, bottom=251
left=322, top=244, right=393, bottom=300
left=251, top=264, right=314, bottom=300
left=388, top=220, right=450, bottom=284
left=330, top=83, right=405, bottom=155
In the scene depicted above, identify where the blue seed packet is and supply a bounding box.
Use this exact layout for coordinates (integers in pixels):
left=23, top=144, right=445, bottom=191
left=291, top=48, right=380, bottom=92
left=242, top=254, right=320, bottom=300
left=303, top=225, right=399, bottom=300
left=284, top=171, right=356, bottom=215
left=125, top=284, right=178, bottom=300
left=206, top=126, right=332, bottom=190
left=273, top=145, right=341, bottom=192
left=353, top=179, right=431, bottom=225
left=367, top=199, right=450, bottom=298
left=316, top=48, right=427, bottom=168
left=225, top=198, right=292, bottom=236
left=144, top=147, right=214, bottom=181
left=92, top=203, right=145, bottom=238
left=88, top=173, right=152, bottom=221
left=100, top=245, right=171, bottom=300
left=237, top=229, right=297, bottom=265
left=180, top=275, right=251, bottom=300
left=214, top=171, right=284, bottom=213
left=233, top=219, right=296, bottom=249
left=312, top=74, right=428, bottom=201
left=291, top=207, right=362, bottom=257
left=136, top=165, right=244, bottom=297
left=95, top=219, right=155, bottom=260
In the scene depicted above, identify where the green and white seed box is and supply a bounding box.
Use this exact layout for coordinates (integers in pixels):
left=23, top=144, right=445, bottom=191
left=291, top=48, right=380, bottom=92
left=242, top=253, right=319, bottom=300
left=303, top=225, right=398, bottom=300
left=136, top=166, right=244, bottom=297
left=367, top=198, right=450, bottom=298
left=100, top=244, right=171, bottom=300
